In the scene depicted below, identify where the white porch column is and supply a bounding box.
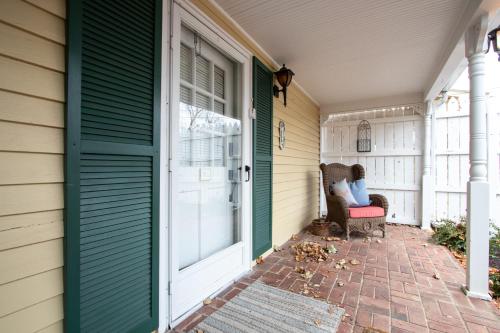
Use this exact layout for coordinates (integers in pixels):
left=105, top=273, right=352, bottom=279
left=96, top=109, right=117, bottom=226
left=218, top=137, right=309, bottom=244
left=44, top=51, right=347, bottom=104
left=421, top=100, right=434, bottom=230
left=463, top=15, right=491, bottom=300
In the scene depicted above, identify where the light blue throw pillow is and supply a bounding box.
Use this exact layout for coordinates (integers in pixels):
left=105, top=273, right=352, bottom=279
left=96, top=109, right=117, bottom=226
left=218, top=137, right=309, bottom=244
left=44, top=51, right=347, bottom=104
left=349, top=179, right=371, bottom=207
left=332, top=178, right=358, bottom=207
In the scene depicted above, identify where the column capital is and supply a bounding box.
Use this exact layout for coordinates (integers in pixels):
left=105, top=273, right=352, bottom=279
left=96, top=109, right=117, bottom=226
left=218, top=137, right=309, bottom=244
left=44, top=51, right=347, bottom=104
left=425, top=100, right=434, bottom=117
left=465, top=14, right=489, bottom=57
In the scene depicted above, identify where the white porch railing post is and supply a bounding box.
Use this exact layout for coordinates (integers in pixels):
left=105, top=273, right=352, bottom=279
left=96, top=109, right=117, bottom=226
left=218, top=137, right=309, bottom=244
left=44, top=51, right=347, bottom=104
left=463, top=15, right=491, bottom=300
left=421, top=100, right=434, bottom=230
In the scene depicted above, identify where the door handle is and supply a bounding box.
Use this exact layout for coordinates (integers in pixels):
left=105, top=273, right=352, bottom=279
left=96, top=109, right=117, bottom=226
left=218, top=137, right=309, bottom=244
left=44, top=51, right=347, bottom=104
left=245, top=165, right=251, bottom=182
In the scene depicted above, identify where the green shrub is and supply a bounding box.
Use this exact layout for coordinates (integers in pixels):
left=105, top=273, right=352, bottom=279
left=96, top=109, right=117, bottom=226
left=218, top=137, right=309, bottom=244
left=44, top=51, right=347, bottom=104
left=490, top=269, right=500, bottom=299
left=432, top=218, right=500, bottom=299
left=431, top=218, right=466, bottom=254
left=490, top=224, right=500, bottom=259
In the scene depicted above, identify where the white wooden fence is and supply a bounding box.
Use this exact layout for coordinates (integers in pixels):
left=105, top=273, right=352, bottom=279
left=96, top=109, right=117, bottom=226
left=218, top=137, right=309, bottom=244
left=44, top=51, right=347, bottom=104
left=320, top=106, right=424, bottom=225
left=320, top=97, right=500, bottom=227
left=433, top=93, right=500, bottom=225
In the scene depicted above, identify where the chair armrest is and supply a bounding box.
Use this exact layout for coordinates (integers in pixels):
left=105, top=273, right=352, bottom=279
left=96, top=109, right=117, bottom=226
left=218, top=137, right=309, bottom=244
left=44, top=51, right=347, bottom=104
left=325, top=194, right=349, bottom=221
left=369, top=194, right=388, bottom=216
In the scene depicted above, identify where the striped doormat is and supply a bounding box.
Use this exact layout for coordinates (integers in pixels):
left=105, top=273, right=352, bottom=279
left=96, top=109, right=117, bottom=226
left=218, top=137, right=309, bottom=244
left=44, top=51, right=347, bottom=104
left=191, top=282, right=345, bottom=333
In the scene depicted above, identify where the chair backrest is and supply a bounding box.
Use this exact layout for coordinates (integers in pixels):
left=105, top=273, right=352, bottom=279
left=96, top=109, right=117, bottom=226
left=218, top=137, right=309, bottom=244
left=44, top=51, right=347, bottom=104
left=319, top=163, right=365, bottom=196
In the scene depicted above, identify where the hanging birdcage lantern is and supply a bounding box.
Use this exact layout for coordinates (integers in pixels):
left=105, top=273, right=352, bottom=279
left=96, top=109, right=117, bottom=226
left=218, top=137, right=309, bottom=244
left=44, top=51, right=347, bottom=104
left=357, top=120, right=371, bottom=152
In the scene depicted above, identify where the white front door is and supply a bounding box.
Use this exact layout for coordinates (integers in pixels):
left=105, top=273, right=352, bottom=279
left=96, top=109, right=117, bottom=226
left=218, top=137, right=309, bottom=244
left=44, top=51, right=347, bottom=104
left=168, top=7, right=252, bottom=323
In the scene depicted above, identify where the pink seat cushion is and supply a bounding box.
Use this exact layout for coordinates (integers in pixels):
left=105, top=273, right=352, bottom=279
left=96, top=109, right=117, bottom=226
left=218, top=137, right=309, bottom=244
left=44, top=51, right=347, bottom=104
left=348, top=206, right=384, bottom=218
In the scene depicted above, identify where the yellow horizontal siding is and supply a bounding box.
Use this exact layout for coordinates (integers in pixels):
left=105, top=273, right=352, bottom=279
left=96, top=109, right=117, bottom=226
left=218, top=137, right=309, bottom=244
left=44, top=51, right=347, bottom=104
left=0, top=90, right=64, bottom=127
left=0, top=295, right=63, bottom=333
left=0, top=153, right=64, bottom=185
left=0, top=121, right=64, bottom=153
left=36, top=321, right=63, bottom=333
left=272, top=88, right=320, bottom=246
left=0, top=1, right=65, bottom=332
left=0, top=22, right=65, bottom=72
left=0, top=268, right=63, bottom=317
left=0, top=210, right=64, bottom=251
left=24, top=0, right=66, bottom=19
left=190, top=1, right=321, bottom=249
left=0, top=184, right=64, bottom=216
left=0, top=56, right=64, bottom=101
left=0, top=239, right=63, bottom=285
left=0, top=0, right=65, bottom=44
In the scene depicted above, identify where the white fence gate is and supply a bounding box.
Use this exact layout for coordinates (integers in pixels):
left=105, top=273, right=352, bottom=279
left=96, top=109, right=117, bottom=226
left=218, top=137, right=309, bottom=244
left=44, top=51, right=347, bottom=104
left=320, top=106, right=424, bottom=225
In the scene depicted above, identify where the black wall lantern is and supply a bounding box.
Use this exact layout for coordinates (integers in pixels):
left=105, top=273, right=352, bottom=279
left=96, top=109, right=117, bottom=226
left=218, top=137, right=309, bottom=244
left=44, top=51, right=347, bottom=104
left=486, top=25, right=500, bottom=61
left=273, top=64, right=294, bottom=107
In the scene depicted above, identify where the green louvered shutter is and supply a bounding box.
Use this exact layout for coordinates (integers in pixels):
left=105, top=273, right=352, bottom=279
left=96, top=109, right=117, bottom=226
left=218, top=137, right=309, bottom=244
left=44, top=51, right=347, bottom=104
left=252, top=57, right=273, bottom=259
left=65, top=1, right=161, bottom=332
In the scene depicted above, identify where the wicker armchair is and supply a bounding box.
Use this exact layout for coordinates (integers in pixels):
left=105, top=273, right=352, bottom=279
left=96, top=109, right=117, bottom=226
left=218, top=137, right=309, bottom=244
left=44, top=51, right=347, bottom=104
left=320, top=163, right=388, bottom=239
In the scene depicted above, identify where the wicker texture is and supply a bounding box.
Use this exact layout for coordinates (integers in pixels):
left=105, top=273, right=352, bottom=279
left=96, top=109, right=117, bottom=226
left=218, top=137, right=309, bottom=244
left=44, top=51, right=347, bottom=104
left=320, top=163, right=388, bottom=239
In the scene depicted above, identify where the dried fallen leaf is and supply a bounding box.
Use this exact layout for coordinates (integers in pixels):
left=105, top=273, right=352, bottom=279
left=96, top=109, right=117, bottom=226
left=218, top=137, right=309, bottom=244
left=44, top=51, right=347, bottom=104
left=195, top=330, right=204, bottom=333
left=375, top=239, right=382, bottom=244
left=256, top=256, right=264, bottom=264
left=337, top=281, right=344, bottom=287
left=421, top=243, right=428, bottom=247
left=313, top=319, right=321, bottom=327
left=342, top=313, right=352, bottom=321
left=291, top=234, right=299, bottom=241
left=292, top=241, right=329, bottom=263
left=295, top=266, right=306, bottom=274
left=273, top=245, right=283, bottom=252
left=350, top=259, right=360, bottom=265
left=433, top=272, right=441, bottom=280
left=326, top=244, right=337, bottom=254
left=203, top=298, right=212, bottom=305
left=302, top=271, right=313, bottom=279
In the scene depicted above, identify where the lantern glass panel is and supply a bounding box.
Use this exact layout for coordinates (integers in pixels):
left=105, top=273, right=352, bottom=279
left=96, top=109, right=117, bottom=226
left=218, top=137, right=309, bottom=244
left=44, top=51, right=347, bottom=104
left=277, top=71, right=288, bottom=87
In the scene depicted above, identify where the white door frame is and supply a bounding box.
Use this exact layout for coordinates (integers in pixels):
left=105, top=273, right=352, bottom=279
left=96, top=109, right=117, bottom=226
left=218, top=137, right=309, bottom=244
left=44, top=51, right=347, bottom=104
left=159, top=0, right=253, bottom=329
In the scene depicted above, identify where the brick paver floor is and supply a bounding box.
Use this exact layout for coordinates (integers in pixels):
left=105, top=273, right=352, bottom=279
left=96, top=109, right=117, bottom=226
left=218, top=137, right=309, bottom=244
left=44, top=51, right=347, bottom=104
left=174, top=224, right=500, bottom=333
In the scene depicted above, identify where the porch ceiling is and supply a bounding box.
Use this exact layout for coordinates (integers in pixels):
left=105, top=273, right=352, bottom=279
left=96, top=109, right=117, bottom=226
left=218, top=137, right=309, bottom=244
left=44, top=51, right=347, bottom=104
left=214, top=0, right=471, bottom=106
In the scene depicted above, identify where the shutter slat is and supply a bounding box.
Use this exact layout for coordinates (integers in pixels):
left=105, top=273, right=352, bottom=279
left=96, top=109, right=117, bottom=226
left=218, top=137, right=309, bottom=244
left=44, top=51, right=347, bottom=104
left=81, top=279, right=151, bottom=323
left=81, top=241, right=150, bottom=269
left=81, top=233, right=150, bottom=259
left=81, top=263, right=151, bottom=302
left=82, top=288, right=151, bottom=333
left=82, top=101, right=153, bottom=120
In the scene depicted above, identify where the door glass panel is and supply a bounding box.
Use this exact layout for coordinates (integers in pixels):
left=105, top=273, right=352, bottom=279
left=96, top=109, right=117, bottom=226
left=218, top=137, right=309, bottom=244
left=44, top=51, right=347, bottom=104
left=177, top=25, right=241, bottom=270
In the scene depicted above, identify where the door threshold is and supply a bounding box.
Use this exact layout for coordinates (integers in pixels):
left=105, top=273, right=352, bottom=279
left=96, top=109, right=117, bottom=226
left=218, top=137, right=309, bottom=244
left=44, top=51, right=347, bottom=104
left=169, top=267, right=251, bottom=329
